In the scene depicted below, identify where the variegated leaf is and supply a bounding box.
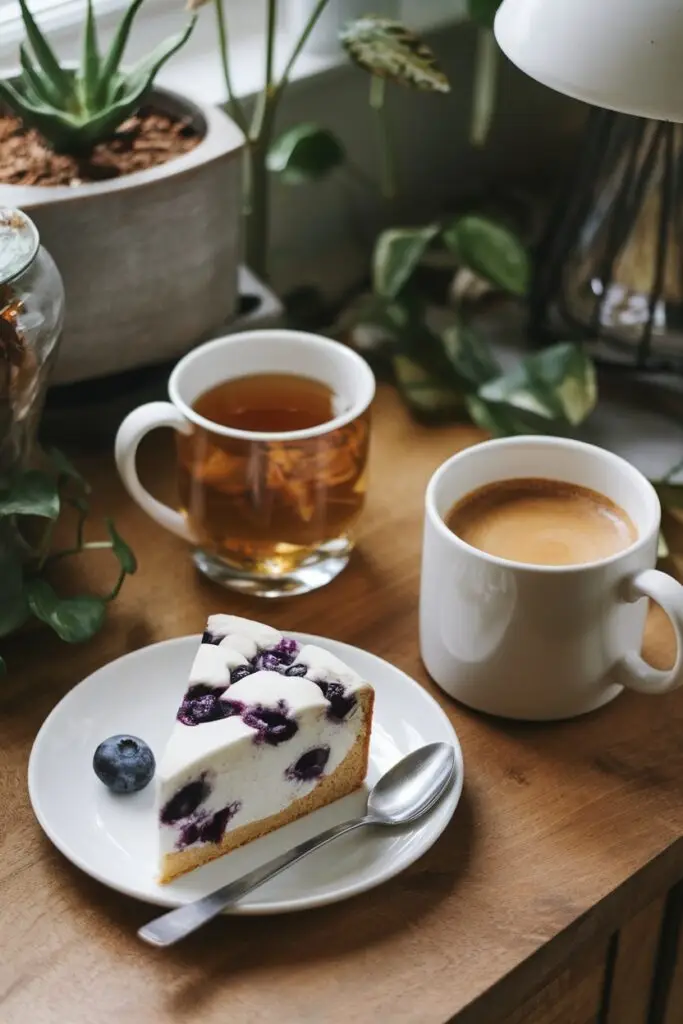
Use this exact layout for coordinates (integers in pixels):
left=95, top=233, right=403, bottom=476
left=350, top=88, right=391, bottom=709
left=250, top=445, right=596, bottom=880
left=340, top=18, right=450, bottom=92
left=478, top=343, right=597, bottom=427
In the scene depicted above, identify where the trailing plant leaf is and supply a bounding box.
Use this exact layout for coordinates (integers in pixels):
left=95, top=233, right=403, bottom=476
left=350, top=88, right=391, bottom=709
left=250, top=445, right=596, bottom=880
left=441, top=320, right=501, bottom=389
left=0, top=2, right=196, bottom=154
left=267, top=123, right=346, bottom=184
left=478, top=343, right=597, bottom=427
left=465, top=394, right=554, bottom=438
left=340, top=18, right=450, bottom=92
left=467, top=0, right=503, bottom=29
left=0, top=452, right=134, bottom=673
left=373, top=225, right=440, bottom=299
left=0, top=470, right=59, bottom=519
left=393, top=355, right=464, bottom=418
left=26, top=579, right=107, bottom=644
left=106, top=517, right=137, bottom=576
left=443, top=215, right=531, bottom=297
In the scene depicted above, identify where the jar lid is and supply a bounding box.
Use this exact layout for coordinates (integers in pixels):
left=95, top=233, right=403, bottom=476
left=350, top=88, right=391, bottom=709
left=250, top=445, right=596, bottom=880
left=0, top=207, right=40, bottom=286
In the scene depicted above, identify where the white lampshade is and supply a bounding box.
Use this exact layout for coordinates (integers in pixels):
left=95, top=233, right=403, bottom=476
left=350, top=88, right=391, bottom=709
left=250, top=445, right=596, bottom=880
left=494, top=0, right=683, bottom=122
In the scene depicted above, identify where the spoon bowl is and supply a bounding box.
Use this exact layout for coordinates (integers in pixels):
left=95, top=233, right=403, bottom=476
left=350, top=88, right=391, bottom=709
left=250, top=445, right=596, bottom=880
left=368, top=742, right=457, bottom=825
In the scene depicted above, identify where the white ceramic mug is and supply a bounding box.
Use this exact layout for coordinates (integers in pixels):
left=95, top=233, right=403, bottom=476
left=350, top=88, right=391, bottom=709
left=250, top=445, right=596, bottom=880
left=420, top=436, right=683, bottom=721
left=114, top=330, right=375, bottom=598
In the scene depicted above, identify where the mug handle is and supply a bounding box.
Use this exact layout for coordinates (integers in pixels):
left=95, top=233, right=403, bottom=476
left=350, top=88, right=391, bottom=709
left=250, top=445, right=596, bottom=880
left=615, top=569, right=683, bottom=694
left=115, top=402, right=196, bottom=543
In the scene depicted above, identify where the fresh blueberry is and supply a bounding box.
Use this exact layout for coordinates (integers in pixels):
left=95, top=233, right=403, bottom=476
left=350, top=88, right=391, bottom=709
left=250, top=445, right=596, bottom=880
left=317, top=680, right=357, bottom=722
left=198, top=802, right=241, bottom=843
left=243, top=700, right=298, bottom=745
left=161, top=776, right=211, bottom=824
left=177, top=684, right=228, bottom=726
left=230, top=664, right=253, bottom=684
left=285, top=663, right=308, bottom=677
left=269, top=637, right=300, bottom=664
left=93, top=735, right=155, bottom=794
left=286, top=746, right=330, bottom=782
left=255, top=652, right=288, bottom=674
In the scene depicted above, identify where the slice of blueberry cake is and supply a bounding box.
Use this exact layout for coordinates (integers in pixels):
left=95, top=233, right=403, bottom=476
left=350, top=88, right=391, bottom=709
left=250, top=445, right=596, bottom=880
left=157, top=614, right=374, bottom=883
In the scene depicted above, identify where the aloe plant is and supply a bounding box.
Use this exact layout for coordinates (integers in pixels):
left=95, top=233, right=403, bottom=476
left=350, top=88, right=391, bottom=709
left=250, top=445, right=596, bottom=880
left=0, top=0, right=196, bottom=155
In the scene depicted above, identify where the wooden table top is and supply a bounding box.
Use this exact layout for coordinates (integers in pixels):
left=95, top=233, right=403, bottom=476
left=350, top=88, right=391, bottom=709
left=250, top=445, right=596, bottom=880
left=3, top=385, right=683, bottom=1024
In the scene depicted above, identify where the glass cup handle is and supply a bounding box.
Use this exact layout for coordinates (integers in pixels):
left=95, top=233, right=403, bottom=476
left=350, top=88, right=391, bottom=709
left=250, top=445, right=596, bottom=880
left=114, top=401, right=196, bottom=543
left=615, top=569, right=683, bottom=694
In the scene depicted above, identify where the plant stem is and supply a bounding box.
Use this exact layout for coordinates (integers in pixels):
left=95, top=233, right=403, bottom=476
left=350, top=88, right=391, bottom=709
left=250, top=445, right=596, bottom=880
left=48, top=540, right=113, bottom=564
left=265, top=0, right=277, bottom=90
left=250, top=0, right=280, bottom=141
left=470, top=27, right=499, bottom=147
left=213, top=0, right=249, bottom=135
left=277, top=0, right=331, bottom=94
left=106, top=568, right=126, bottom=602
left=243, top=137, right=271, bottom=280
left=369, top=74, right=397, bottom=201
left=244, top=0, right=332, bottom=277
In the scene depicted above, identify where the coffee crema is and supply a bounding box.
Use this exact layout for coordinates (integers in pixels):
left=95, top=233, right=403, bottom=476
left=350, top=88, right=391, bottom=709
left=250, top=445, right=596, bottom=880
left=445, top=477, right=637, bottom=566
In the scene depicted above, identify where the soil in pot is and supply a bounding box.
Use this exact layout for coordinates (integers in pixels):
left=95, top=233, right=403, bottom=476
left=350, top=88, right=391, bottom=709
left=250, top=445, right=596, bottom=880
left=0, top=108, right=201, bottom=187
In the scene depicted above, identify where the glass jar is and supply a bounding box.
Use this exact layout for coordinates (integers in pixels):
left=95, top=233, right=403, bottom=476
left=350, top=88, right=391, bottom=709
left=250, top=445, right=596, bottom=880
left=0, top=208, right=65, bottom=474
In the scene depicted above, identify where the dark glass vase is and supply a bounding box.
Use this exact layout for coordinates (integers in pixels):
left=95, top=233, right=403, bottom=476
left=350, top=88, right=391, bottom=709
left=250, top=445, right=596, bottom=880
left=531, top=108, right=683, bottom=374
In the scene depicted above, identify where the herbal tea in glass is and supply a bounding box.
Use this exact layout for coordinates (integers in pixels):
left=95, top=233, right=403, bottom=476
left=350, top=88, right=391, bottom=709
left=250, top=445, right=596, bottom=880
left=176, top=372, right=370, bottom=580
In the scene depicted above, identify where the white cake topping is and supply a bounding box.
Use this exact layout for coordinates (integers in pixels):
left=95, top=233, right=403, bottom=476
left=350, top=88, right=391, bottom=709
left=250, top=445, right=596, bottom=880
left=207, top=614, right=280, bottom=648
left=225, top=670, right=328, bottom=713
left=189, top=643, right=246, bottom=688
left=219, top=633, right=258, bottom=661
left=294, top=645, right=364, bottom=691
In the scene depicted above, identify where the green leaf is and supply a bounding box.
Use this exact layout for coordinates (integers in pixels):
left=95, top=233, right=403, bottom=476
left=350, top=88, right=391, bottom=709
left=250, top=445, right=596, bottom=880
left=18, top=0, right=71, bottom=102
left=0, top=471, right=60, bottom=519
left=467, top=0, right=503, bottom=29
left=393, top=355, right=464, bottom=419
left=267, top=123, right=346, bottom=184
left=373, top=224, right=440, bottom=299
left=443, top=215, right=531, bottom=297
left=106, top=518, right=137, bottom=575
left=97, top=0, right=146, bottom=101
left=26, top=580, right=107, bottom=644
left=465, top=394, right=553, bottom=438
left=80, top=0, right=101, bottom=113
left=478, top=343, right=597, bottom=427
left=340, top=17, right=451, bottom=92
left=19, top=44, right=64, bottom=109
left=441, top=320, right=501, bottom=389
left=653, top=482, right=683, bottom=509
left=45, top=446, right=91, bottom=492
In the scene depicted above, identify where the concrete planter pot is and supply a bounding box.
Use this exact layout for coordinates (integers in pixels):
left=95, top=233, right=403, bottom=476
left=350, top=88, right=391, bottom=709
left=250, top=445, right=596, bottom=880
left=0, top=87, right=244, bottom=385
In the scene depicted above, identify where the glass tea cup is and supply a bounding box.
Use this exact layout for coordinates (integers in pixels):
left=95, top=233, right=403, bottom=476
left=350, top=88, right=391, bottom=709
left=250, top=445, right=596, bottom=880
left=114, top=330, right=375, bottom=596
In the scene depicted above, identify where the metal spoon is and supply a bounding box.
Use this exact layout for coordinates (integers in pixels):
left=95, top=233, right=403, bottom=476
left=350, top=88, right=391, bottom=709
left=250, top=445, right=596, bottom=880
left=138, top=741, right=456, bottom=947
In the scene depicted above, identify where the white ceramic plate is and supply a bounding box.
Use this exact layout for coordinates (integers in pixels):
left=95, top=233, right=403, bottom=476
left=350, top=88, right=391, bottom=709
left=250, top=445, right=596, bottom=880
left=28, top=633, right=463, bottom=914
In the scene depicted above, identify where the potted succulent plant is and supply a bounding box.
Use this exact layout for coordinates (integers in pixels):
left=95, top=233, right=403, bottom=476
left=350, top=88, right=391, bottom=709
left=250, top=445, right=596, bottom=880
left=0, top=0, right=244, bottom=386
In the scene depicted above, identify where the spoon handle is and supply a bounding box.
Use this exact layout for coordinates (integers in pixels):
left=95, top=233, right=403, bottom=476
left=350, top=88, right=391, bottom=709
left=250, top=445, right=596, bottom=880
left=138, top=816, right=369, bottom=947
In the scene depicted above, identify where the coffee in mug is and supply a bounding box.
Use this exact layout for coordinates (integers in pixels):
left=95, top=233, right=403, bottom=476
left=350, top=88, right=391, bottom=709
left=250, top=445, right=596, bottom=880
left=445, top=478, right=637, bottom=566
left=420, top=436, right=683, bottom=720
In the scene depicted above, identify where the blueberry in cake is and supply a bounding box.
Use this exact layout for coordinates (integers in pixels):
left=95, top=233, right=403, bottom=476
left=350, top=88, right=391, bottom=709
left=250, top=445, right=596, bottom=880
left=157, top=615, right=374, bottom=883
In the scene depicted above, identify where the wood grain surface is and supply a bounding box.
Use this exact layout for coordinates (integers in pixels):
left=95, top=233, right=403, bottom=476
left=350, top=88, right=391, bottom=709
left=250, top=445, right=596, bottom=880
left=2, top=385, right=683, bottom=1024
